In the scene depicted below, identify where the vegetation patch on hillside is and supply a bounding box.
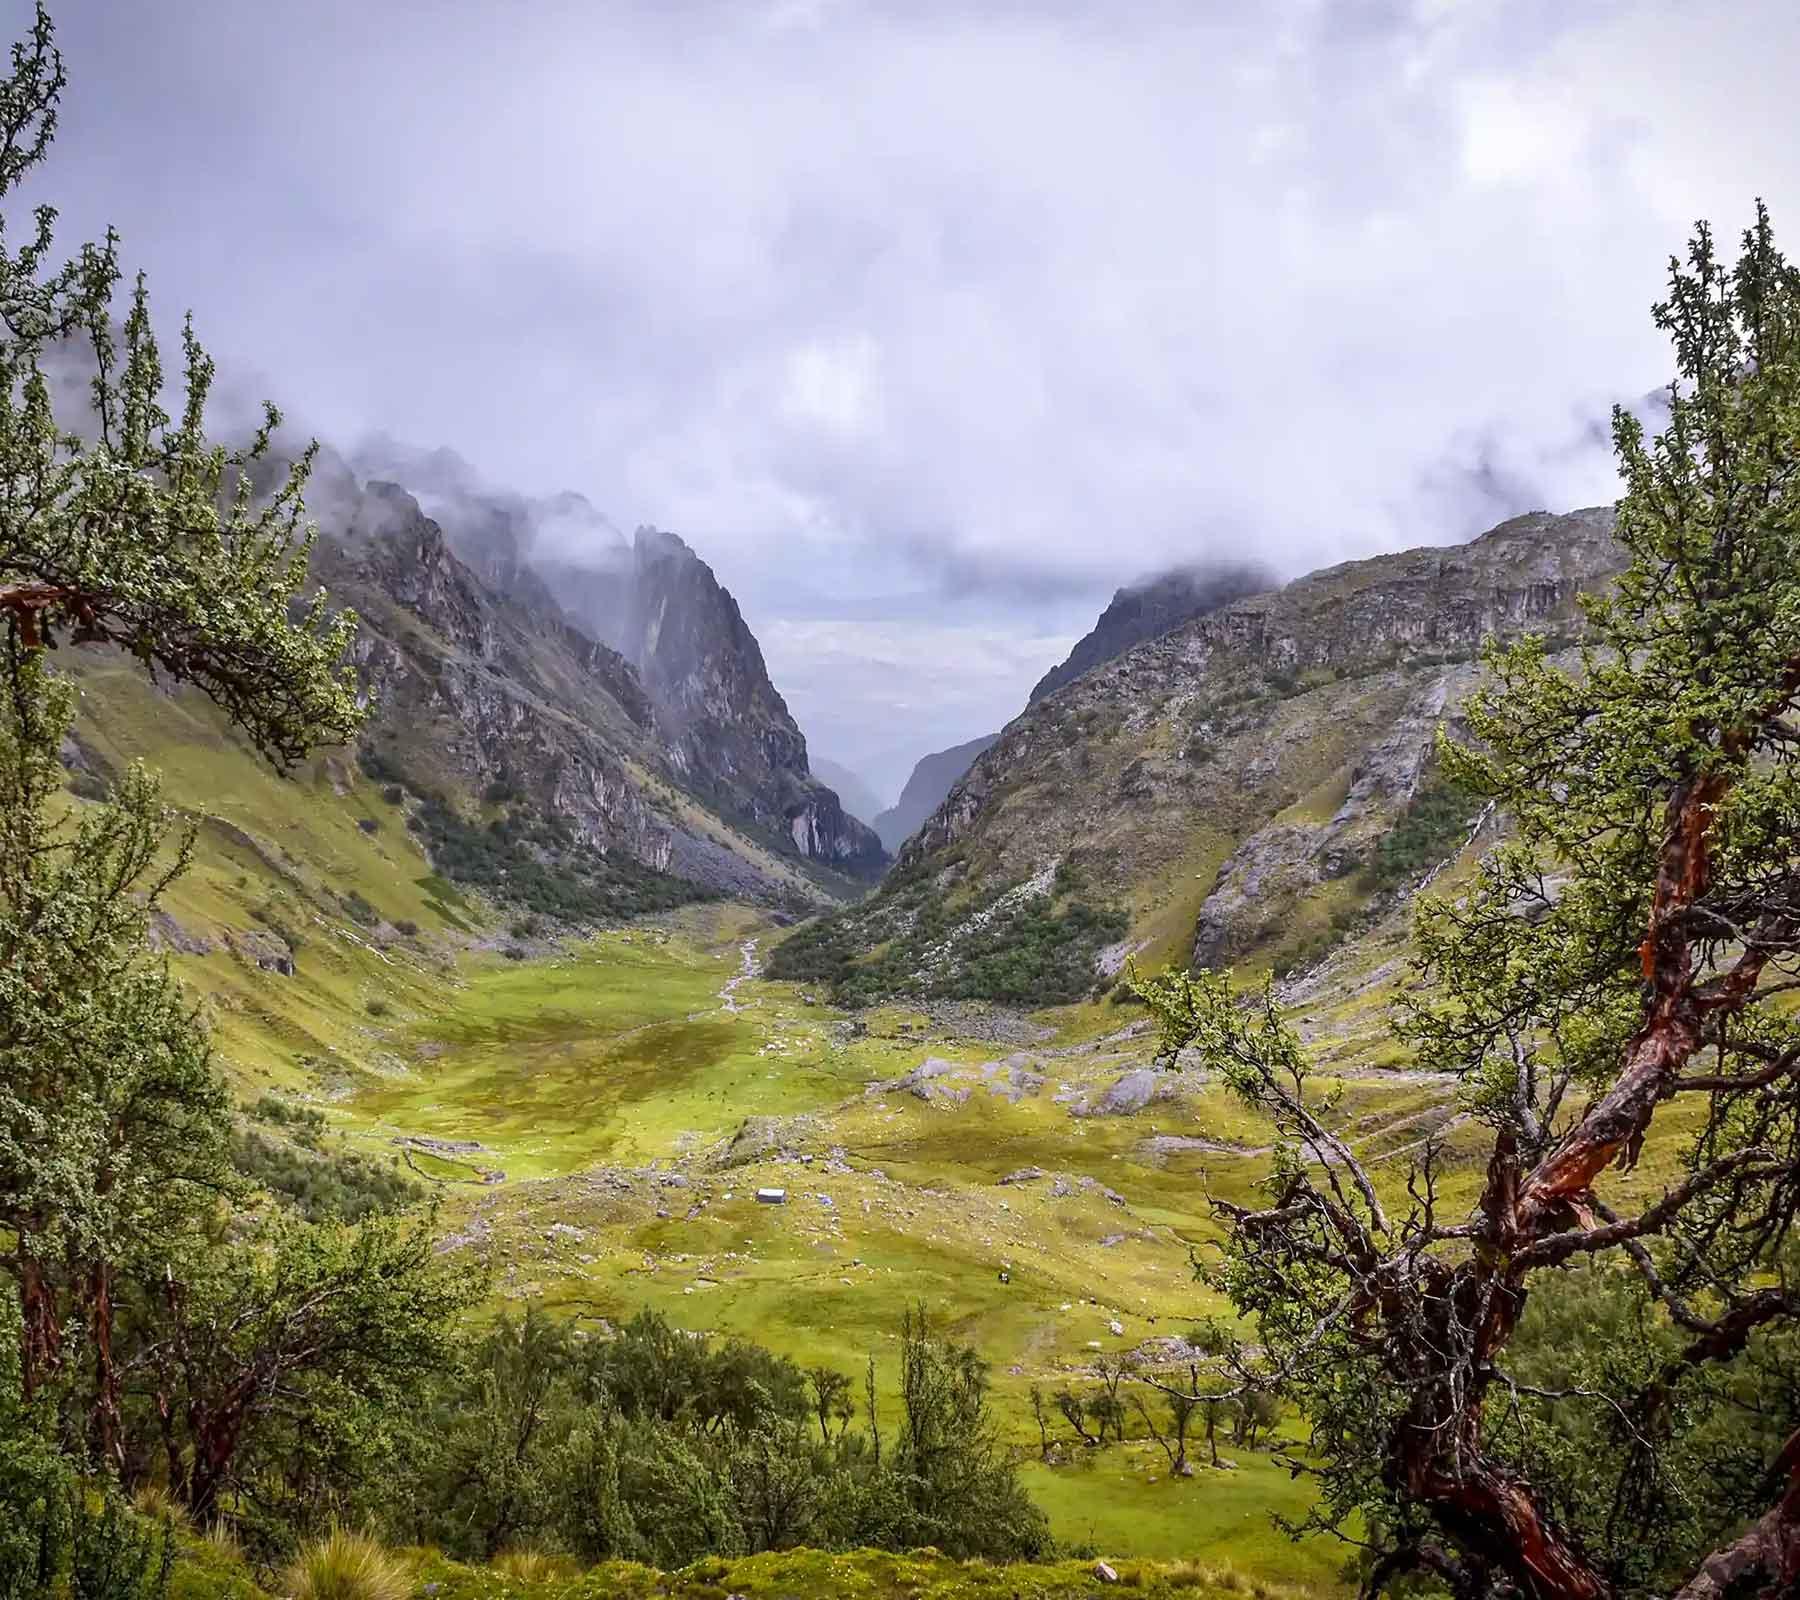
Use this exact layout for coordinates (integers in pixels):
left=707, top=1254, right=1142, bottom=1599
left=359, top=747, right=713, bottom=923
left=1362, top=770, right=1481, bottom=891
left=770, top=859, right=1126, bottom=1008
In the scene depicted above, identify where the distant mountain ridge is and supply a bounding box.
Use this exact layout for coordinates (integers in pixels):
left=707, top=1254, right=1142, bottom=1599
left=812, top=759, right=884, bottom=826
left=871, top=734, right=1001, bottom=854
left=1029, top=560, right=1275, bottom=704
left=773, top=506, right=1626, bottom=1001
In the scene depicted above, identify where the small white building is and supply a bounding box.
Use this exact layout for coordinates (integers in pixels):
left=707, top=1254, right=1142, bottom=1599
left=755, top=1187, right=787, bottom=1205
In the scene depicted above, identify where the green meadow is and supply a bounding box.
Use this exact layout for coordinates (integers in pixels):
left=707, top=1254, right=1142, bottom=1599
left=67, top=664, right=1519, bottom=1594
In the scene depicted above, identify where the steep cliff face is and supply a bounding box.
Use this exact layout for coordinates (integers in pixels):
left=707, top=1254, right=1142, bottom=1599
left=773, top=508, right=1624, bottom=1001
left=343, top=442, right=886, bottom=884
left=872, top=733, right=1001, bottom=854
left=304, top=473, right=855, bottom=908
left=1028, top=561, right=1274, bottom=704
left=548, top=529, right=887, bottom=881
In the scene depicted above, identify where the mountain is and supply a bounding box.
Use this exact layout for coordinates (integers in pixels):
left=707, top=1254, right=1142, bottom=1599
left=770, top=507, right=1625, bottom=1003
left=343, top=441, right=886, bottom=884
left=1028, top=559, right=1275, bottom=704
left=315, top=472, right=866, bottom=910
left=811, top=758, right=884, bottom=826
left=871, top=733, right=1001, bottom=854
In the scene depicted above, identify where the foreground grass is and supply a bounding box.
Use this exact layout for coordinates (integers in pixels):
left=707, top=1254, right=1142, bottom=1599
left=171, top=1541, right=1325, bottom=1600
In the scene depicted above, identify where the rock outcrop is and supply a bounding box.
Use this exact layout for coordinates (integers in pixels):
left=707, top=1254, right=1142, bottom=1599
left=1028, top=560, right=1274, bottom=704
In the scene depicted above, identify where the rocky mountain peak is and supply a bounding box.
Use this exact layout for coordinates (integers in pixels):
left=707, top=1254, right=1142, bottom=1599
left=779, top=505, right=1626, bottom=1003
left=1030, top=559, right=1276, bottom=704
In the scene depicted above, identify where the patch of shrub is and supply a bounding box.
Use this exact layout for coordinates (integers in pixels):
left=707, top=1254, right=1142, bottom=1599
left=1365, top=772, right=1481, bottom=891
left=772, top=863, right=1126, bottom=1009
left=249, top=1096, right=327, bottom=1147
left=357, top=817, right=379, bottom=834
left=230, top=1130, right=423, bottom=1223
left=404, top=782, right=712, bottom=923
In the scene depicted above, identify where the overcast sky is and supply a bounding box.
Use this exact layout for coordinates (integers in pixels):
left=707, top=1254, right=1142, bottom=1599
left=38, top=0, right=1800, bottom=801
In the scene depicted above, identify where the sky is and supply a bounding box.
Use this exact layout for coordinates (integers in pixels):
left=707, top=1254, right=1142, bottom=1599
left=36, top=0, right=1800, bottom=802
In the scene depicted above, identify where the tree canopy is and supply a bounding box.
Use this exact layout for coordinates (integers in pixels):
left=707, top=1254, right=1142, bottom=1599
left=1137, top=206, right=1800, bottom=1599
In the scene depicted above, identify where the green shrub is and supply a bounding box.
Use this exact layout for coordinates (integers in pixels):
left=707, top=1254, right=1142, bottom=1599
left=1365, top=773, right=1480, bottom=891
left=230, top=1131, right=424, bottom=1223
left=70, top=1493, right=175, bottom=1600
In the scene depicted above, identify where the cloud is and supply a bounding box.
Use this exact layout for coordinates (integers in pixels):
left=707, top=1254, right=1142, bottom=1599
left=34, top=0, right=1800, bottom=766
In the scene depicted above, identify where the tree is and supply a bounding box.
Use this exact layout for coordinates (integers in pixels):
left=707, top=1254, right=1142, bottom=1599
left=130, top=1210, right=478, bottom=1525
left=0, top=658, right=234, bottom=1468
left=0, top=0, right=364, bottom=1481
left=0, top=9, right=361, bottom=766
left=1052, top=1384, right=1097, bottom=1446
left=1029, top=1382, right=1053, bottom=1461
left=807, top=1364, right=854, bottom=1444
left=410, top=1308, right=577, bottom=1559
left=1136, top=207, right=1800, bottom=1598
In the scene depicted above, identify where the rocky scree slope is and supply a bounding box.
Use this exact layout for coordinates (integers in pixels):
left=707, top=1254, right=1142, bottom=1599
left=773, top=508, right=1623, bottom=1001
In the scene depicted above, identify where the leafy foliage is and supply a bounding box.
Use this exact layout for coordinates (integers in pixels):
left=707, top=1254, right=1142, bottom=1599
left=0, top=10, right=364, bottom=766
left=1135, top=208, right=1800, bottom=1597
left=227, top=1131, right=422, bottom=1224
left=397, top=1306, right=1049, bottom=1569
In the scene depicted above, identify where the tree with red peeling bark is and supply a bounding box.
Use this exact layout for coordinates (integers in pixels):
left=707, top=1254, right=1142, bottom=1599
left=1135, top=207, right=1800, bottom=1598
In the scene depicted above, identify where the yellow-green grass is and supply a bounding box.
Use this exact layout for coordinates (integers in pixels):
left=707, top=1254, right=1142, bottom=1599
left=174, top=1542, right=1336, bottom=1600
left=61, top=665, right=1429, bottom=1587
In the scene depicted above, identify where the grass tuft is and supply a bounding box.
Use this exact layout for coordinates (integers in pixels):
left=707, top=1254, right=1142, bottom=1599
left=282, top=1529, right=410, bottom=1600
left=493, top=1548, right=577, bottom=1583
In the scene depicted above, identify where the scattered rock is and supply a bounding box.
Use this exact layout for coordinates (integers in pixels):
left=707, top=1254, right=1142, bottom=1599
left=226, top=927, right=294, bottom=976
left=147, top=909, right=213, bottom=956
left=1075, top=1068, right=1168, bottom=1118
left=1093, top=1562, right=1119, bottom=1583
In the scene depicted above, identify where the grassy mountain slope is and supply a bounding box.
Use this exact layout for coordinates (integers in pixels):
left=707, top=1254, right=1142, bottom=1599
left=775, top=508, right=1623, bottom=1002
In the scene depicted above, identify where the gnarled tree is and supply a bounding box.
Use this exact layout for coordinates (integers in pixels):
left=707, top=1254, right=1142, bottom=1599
left=1137, top=208, right=1800, bottom=1598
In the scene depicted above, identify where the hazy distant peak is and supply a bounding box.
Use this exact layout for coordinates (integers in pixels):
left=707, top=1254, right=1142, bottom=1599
left=1030, top=558, right=1276, bottom=704
left=634, top=525, right=696, bottom=563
